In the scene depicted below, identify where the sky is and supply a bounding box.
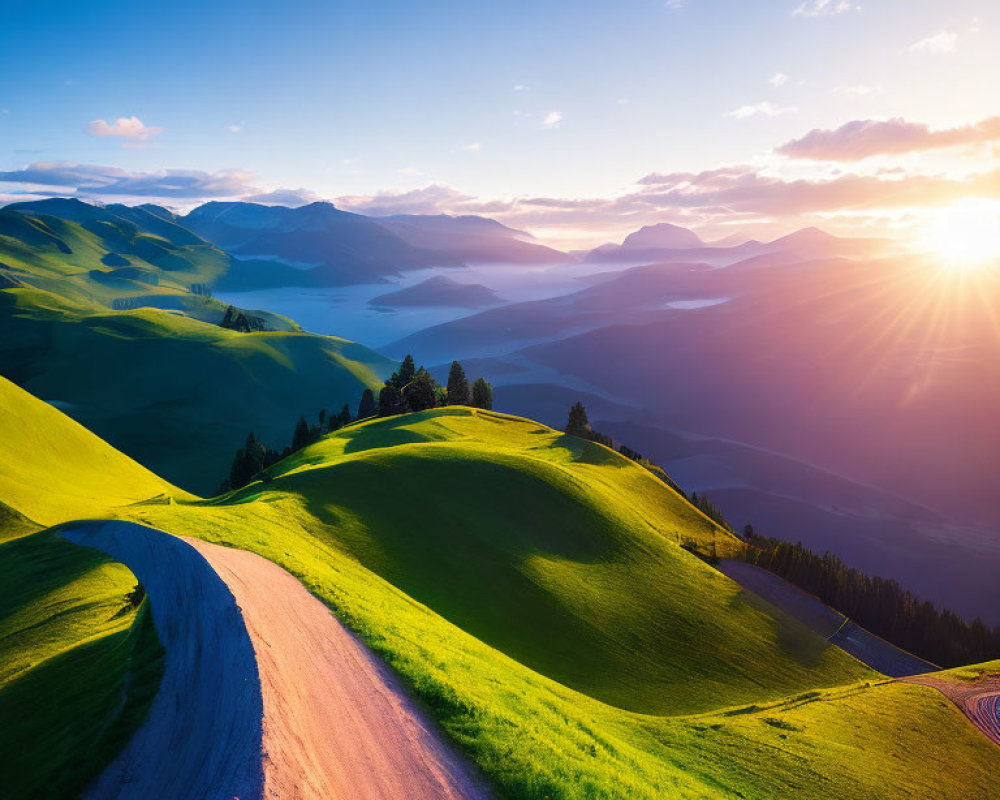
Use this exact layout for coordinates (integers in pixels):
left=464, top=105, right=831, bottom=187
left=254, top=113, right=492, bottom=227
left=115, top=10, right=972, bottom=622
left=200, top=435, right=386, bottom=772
left=1, top=0, right=998, bottom=247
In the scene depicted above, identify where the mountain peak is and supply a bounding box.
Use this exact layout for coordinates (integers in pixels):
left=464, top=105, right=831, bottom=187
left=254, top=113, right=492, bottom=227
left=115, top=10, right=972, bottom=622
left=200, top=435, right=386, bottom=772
left=621, top=222, right=702, bottom=251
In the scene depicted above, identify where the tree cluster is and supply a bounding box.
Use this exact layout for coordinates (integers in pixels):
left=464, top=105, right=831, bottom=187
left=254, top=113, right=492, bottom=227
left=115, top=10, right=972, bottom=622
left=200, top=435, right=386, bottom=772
left=219, top=400, right=361, bottom=493
left=219, top=356, right=494, bottom=492
left=742, top=537, right=1000, bottom=668
left=220, top=305, right=266, bottom=333
left=377, top=356, right=493, bottom=417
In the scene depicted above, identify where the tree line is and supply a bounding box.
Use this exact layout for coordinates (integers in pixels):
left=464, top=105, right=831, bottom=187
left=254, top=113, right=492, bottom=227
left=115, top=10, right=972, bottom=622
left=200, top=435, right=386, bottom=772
left=376, top=355, right=493, bottom=416
left=740, top=536, right=1000, bottom=668
left=219, top=354, right=494, bottom=492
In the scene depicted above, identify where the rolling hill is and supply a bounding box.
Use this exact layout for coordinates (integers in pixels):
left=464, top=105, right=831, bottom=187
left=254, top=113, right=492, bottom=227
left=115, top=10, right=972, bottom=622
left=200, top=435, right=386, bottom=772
left=391, top=250, right=1000, bottom=623
left=0, top=202, right=396, bottom=494
left=1, top=384, right=997, bottom=799
left=0, top=375, right=182, bottom=535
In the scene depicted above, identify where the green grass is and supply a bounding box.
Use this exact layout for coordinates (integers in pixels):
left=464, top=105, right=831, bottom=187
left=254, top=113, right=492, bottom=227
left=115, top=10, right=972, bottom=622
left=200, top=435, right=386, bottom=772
left=1, top=205, right=395, bottom=493
left=0, top=532, right=164, bottom=800
left=0, top=375, right=180, bottom=537
left=103, top=408, right=997, bottom=799
left=2, top=390, right=996, bottom=799
left=234, top=409, right=869, bottom=715
left=0, top=286, right=393, bottom=494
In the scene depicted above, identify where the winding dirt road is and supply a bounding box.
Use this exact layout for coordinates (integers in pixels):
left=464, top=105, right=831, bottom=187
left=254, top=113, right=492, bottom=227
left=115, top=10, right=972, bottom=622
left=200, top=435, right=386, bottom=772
left=62, top=521, right=492, bottom=800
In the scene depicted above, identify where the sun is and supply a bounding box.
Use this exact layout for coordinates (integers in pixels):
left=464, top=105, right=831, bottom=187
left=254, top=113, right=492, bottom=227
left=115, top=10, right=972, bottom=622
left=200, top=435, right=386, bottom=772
left=925, top=200, right=1000, bottom=269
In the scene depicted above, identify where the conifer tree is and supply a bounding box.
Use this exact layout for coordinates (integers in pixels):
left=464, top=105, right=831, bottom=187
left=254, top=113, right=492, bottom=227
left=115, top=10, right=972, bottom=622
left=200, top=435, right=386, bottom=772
left=291, top=415, right=311, bottom=450
left=446, top=360, right=470, bottom=405
left=565, top=402, right=592, bottom=437
left=377, top=384, right=404, bottom=416
left=357, top=387, right=376, bottom=419
left=471, top=378, right=493, bottom=410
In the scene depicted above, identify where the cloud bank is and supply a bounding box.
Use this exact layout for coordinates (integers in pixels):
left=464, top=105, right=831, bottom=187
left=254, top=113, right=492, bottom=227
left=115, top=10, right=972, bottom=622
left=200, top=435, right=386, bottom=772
left=778, top=117, right=1000, bottom=161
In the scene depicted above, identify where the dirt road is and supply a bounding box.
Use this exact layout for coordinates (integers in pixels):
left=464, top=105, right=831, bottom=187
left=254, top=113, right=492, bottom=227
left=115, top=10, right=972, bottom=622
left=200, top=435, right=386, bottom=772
left=63, top=521, right=492, bottom=800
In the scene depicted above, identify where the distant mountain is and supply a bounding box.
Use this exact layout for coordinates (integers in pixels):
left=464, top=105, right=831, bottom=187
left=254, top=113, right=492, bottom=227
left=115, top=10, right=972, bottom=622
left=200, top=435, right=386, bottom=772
left=183, top=201, right=464, bottom=286
left=374, top=214, right=571, bottom=265
left=370, top=275, right=501, bottom=308
left=621, top=223, right=703, bottom=250
left=585, top=223, right=884, bottom=265
left=6, top=197, right=207, bottom=248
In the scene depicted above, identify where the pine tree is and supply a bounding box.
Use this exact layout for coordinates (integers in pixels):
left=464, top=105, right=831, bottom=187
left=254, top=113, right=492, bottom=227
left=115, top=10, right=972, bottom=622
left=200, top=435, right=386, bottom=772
left=291, top=415, right=311, bottom=450
left=565, top=402, right=592, bottom=437
left=377, top=384, right=404, bottom=416
left=471, top=378, right=493, bottom=410
left=446, top=361, right=470, bottom=405
left=387, top=353, right=417, bottom=389
left=357, top=387, right=376, bottom=419
left=337, top=404, right=352, bottom=427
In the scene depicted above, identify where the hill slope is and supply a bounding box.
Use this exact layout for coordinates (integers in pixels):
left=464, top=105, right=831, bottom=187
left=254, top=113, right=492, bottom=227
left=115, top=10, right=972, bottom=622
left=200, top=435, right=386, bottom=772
left=0, top=379, right=169, bottom=797
left=109, top=407, right=996, bottom=799
left=0, top=280, right=392, bottom=495
left=2, top=392, right=997, bottom=799
left=0, top=375, right=181, bottom=535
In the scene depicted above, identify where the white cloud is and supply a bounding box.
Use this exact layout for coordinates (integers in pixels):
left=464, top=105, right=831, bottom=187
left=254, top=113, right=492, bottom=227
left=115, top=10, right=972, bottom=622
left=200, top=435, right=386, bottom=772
left=513, top=84, right=527, bottom=92
left=0, top=161, right=256, bottom=199
left=793, top=0, right=859, bottom=17
left=726, top=101, right=797, bottom=119
left=462, top=142, right=482, bottom=151
left=769, top=72, right=790, bottom=87
left=542, top=110, right=563, bottom=128
left=226, top=124, right=242, bottom=133
left=664, top=0, right=685, bottom=9
left=908, top=30, right=958, bottom=54
left=84, top=116, right=163, bottom=141
left=617, top=97, right=631, bottom=106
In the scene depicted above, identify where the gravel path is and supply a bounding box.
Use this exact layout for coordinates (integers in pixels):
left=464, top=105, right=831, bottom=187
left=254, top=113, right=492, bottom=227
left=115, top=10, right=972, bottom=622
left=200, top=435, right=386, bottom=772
left=63, top=521, right=492, bottom=800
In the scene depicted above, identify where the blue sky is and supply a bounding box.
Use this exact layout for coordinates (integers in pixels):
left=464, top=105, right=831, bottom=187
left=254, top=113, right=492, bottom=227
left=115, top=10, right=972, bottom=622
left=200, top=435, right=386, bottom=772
left=1, top=0, right=998, bottom=245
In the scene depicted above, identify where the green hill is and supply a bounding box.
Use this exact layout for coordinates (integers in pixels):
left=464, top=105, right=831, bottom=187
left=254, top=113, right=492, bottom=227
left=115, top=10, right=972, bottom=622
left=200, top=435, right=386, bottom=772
left=0, top=202, right=395, bottom=493
left=112, top=407, right=997, bottom=799
left=1, top=388, right=996, bottom=800
left=0, top=375, right=182, bottom=538
left=0, top=377, right=167, bottom=796
left=227, top=408, right=870, bottom=715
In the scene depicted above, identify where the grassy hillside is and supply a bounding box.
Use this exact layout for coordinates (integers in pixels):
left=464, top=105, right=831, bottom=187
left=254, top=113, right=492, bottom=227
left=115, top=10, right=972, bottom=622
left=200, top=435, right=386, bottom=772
left=0, top=379, right=167, bottom=797
left=0, top=375, right=181, bottom=538
left=103, top=407, right=995, bottom=798
left=0, top=532, right=164, bottom=799
left=2, top=392, right=995, bottom=799
left=0, top=283, right=393, bottom=494
left=233, top=409, right=869, bottom=715
left=0, top=200, right=394, bottom=494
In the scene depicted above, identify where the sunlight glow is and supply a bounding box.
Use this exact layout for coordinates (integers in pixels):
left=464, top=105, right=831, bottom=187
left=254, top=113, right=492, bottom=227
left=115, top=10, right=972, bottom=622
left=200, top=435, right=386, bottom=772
left=925, top=200, right=1000, bottom=269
